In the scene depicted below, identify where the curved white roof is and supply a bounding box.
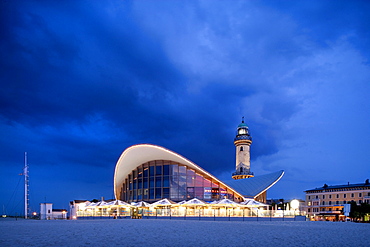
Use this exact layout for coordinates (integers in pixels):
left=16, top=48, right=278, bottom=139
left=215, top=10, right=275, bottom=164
left=223, top=170, right=285, bottom=198
left=113, top=144, right=245, bottom=200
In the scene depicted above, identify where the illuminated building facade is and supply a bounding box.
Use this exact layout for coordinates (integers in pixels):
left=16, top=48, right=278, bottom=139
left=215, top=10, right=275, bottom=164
left=114, top=120, right=284, bottom=204
left=119, top=160, right=242, bottom=202
left=305, top=179, right=370, bottom=221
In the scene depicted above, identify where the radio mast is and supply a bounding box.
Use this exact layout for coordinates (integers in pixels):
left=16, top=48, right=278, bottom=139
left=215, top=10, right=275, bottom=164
left=24, top=152, right=29, bottom=219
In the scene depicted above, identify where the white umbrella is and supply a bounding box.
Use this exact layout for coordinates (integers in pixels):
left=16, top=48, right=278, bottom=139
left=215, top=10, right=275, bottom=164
left=135, top=201, right=151, bottom=207
left=151, top=198, right=177, bottom=207
left=95, top=201, right=109, bottom=207
left=86, top=202, right=98, bottom=207
left=107, top=200, right=132, bottom=206
left=240, top=199, right=269, bottom=207
left=215, top=198, right=240, bottom=206
left=183, top=198, right=208, bottom=206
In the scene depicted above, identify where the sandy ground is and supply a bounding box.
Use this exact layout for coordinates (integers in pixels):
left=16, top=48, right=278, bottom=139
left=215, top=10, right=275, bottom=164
left=0, top=218, right=369, bottom=247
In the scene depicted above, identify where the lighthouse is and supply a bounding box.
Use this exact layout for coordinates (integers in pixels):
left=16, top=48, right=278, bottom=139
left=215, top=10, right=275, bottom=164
left=232, top=117, right=254, bottom=180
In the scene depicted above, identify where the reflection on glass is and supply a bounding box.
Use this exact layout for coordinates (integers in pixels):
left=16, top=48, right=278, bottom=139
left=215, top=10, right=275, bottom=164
left=204, top=187, right=211, bottom=199
left=149, top=166, right=155, bottom=177
left=143, top=168, right=148, bottom=177
left=179, top=166, right=186, bottom=176
left=155, top=177, right=162, bottom=187
left=163, top=188, right=170, bottom=198
left=156, top=165, right=162, bottom=175
left=163, top=165, right=170, bottom=175
left=170, top=164, right=178, bottom=176
left=204, top=178, right=211, bottom=187
left=163, top=176, right=170, bottom=187
left=195, top=174, right=203, bottom=187
left=120, top=160, right=241, bottom=203
left=187, top=169, right=195, bottom=176
left=195, top=187, right=203, bottom=198
left=187, top=176, right=195, bottom=187
left=187, top=187, right=194, bottom=199
left=155, top=188, right=161, bottom=199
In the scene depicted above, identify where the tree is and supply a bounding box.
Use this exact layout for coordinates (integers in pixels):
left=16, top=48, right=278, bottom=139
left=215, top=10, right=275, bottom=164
left=349, top=201, right=370, bottom=222
left=349, top=201, right=359, bottom=220
left=358, top=203, right=370, bottom=222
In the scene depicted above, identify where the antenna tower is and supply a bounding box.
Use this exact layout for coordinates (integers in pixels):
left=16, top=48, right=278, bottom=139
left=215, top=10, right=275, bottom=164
left=24, top=152, right=29, bottom=219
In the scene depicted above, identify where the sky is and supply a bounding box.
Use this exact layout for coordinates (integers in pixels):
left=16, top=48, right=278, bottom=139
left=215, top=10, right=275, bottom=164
left=1, top=0, right=370, bottom=215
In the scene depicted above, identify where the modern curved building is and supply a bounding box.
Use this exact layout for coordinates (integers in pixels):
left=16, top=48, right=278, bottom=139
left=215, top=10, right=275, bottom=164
left=114, top=120, right=284, bottom=204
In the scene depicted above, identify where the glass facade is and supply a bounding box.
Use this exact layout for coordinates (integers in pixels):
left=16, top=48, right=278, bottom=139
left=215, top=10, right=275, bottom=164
left=119, top=160, right=242, bottom=203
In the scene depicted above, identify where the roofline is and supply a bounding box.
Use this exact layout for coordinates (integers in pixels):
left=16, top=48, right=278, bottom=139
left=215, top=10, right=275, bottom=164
left=305, top=183, right=370, bottom=192
left=254, top=170, right=285, bottom=199
left=114, top=144, right=246, bottom=201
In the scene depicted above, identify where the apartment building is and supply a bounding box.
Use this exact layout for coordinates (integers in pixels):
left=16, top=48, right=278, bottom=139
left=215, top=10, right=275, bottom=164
left=305, top=179, right=370, bottom=221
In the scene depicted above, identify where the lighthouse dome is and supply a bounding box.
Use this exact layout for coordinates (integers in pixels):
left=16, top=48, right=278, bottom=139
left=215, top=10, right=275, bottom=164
left=238, top=122, right=248, bottom=128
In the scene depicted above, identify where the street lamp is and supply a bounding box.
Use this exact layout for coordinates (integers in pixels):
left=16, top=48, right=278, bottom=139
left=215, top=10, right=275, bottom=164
left=62, top=211, right=66, bottom=219
left=291, top=199, right=300, bottom=215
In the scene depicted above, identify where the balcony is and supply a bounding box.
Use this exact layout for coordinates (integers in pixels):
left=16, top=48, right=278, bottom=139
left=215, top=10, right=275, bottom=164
left=319, top=210, right=342, bottom=214
left=232, top=170, right=254, bottom=177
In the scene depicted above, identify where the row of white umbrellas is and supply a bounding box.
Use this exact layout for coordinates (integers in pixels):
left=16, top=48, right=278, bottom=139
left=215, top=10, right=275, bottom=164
left=85, top=198, right=269, bottom=208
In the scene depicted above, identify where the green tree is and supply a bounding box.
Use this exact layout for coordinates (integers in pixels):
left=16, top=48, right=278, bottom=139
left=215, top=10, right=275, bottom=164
left=349, top=201, right=360, bottom=220
left=349, top=201, right=370, bottom=222
left=358, top=203, right=370, bottom=222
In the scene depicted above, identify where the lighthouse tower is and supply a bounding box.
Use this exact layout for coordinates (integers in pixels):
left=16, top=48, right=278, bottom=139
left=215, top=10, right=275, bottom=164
left=232, top=117, right=254, bottom=180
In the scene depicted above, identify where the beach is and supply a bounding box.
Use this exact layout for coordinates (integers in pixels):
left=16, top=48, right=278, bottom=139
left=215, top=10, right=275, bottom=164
left=1, top=218, right=369, bottom=246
